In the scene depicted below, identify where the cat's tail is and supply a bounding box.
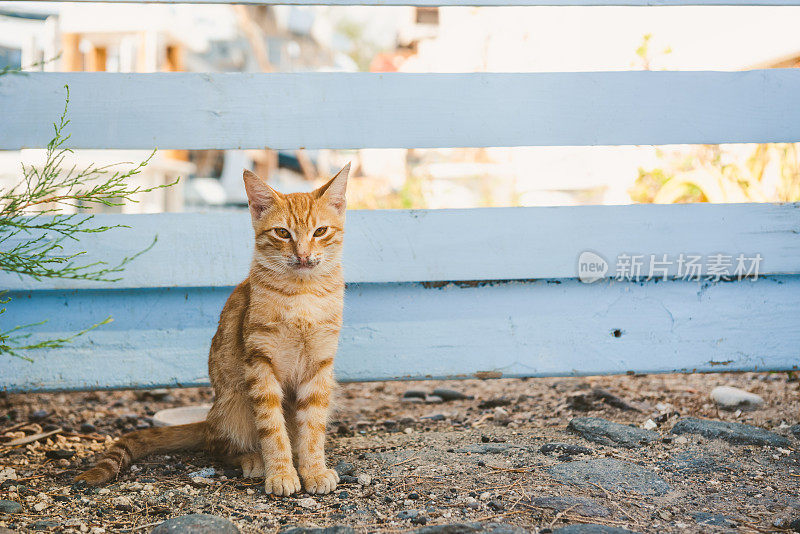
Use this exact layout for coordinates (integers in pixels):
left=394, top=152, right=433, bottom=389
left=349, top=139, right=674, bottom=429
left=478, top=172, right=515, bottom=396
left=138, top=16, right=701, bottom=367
left=75, top=421, right=206, bottom=485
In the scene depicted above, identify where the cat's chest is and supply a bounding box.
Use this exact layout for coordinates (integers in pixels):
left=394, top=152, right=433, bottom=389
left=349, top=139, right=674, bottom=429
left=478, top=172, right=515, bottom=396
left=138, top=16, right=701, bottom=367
left=280, top=292, right=341, bottom=323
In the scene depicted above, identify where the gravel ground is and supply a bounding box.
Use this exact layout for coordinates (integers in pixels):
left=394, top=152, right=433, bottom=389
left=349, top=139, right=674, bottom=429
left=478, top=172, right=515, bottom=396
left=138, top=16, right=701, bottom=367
left=1, top=372, right=798, bottom=533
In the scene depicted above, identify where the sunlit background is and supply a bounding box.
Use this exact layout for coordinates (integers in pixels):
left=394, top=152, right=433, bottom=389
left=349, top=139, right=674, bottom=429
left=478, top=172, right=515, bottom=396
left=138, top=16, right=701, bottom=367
left=2, top=2, right=800, bottom=212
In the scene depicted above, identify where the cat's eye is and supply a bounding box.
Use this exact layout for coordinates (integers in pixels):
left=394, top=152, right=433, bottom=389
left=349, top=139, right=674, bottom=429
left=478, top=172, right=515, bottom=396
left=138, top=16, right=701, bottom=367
left=272, top=228, right=291, bottom=239
left=313, top=226, right=328, bottom=238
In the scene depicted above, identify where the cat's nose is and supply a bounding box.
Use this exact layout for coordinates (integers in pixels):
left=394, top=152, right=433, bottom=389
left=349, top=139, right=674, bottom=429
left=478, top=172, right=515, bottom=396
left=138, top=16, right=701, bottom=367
left=296, top=254, right=311, bottom=267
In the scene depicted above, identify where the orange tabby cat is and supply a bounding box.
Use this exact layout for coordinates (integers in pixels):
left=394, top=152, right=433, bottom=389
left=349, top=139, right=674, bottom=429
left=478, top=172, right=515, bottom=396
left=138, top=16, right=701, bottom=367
left=76, top=164, right=350, bottom=496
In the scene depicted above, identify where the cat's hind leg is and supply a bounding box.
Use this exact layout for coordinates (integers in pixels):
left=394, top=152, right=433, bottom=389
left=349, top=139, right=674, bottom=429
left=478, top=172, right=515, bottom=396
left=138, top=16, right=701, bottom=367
left=238, top=452, right=265, bottom=478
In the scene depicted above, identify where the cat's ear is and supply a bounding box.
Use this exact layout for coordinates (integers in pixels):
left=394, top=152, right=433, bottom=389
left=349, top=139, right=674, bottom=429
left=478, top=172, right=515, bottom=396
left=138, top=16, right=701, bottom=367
left=243, top=169, right=279, bottom=223
left=315, top=162, right=350, bottom=214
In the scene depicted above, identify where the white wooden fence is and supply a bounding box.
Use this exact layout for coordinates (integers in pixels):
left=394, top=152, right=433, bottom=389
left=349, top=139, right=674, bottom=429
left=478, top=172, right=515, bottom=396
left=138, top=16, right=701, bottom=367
left=1, top=0, right=799, bottom=392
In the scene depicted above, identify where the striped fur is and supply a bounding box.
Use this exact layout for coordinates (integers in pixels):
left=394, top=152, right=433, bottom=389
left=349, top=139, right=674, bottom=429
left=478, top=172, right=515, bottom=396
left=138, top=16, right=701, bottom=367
left=76, top=165, right=350, bottom=495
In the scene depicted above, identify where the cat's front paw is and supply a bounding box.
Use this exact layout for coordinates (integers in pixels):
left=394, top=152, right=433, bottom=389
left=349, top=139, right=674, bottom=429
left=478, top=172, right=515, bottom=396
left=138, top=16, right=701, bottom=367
left=301, top=468, right=339, bottom=495
left=264, top=469, right=301, bottom=496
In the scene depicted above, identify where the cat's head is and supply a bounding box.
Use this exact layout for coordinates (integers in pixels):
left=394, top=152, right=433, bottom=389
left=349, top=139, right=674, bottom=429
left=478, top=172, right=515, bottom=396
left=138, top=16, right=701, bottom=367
left=243, top=163, right=349, bottom=278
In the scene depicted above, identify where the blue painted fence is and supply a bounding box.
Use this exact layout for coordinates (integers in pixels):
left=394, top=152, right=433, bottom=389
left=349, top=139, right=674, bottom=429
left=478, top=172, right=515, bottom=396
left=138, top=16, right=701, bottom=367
left=1, top=207, right=798, bottom=391
left=1, top=1, right=800, bottom=392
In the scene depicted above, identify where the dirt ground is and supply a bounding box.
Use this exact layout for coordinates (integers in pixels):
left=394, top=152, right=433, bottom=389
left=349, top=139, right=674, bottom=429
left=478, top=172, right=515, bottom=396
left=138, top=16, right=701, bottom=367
left=1, top=372, right=798, bottom=533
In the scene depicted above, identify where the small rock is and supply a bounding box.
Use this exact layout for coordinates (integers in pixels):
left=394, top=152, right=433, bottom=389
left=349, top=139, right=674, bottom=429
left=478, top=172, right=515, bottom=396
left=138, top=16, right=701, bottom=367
left=0, top=499, right=22, bottom=513
left=281, top=527, right=355, bottom=534
left=425, top=395, right=444, bottom=404
left=457, top=443, right=528, bottom=454
left=382, top=420, right=397, bottom=429
left=29, top=520, right=60, bottom=531
left=112, top=495, right=133, bottom=511
left=410, top=524, right=527, bottom=534
left=357, top=474, right=371, bottom=486
left=97, top=488, right=111, bottom=495
left=790, top=424, right=800, bottom=440
left=540, top=442, right=592, bottom=456
left=33, top=501, right=48, bottom=512
left=297, top=497, right=319, bottom=509
left=152, top=406, right=211, bottom=428
left=710, top=386, right=764, bottom=410
left=568, top=417, right=659, bottom=448
left=146, top=389, right=172, bottom=400
left=151, top=514, right=240, bottom=534
left=45, top=449, right=75, bottom=460
left=187, top=467, right=216, bottom=478
left=398, top=509, right=419, bottom=520
left=402, top=397, right=424, bottom=404
left=0, top=467, right=17, bottom=484
left=552, top=525, right=640, bottom=534
left=80, top=423, right=97, bottom=433
left=402, top=390, right=427, bottom=400
left=691, top=512, right=734, bottom=526
left=672, top=417, right=790, bottom=447
left=339, top=475, right=358, bottom=484
left=531, top=496, right=611, bottom=517
left=334, top=461, right=355, bottom=477
left=478, top=397, right=511, bottom=409
left=30, top=409, right=49, bottom=421
left=431, top=389, right=473, bottom=401
left=487, top=500, right=504, bottom=511
left=421, top=414, right=446, bottom=421
left=411, top=517, right=427, bottom=526
left=642, top=419, right=657, bottom=431
left=548, top=458, right=670, bottom=496
left=787, top=517, right=800, bottom=532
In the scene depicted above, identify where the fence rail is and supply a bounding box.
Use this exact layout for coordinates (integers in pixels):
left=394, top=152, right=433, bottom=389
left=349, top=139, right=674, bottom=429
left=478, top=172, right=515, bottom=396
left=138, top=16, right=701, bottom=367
left=4, top=71, right=800, bottom=150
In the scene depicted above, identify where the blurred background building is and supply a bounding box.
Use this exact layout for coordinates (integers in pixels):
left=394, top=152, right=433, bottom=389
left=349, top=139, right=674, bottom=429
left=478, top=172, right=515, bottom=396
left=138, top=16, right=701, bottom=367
left=1, top=2, right=799, bottom=212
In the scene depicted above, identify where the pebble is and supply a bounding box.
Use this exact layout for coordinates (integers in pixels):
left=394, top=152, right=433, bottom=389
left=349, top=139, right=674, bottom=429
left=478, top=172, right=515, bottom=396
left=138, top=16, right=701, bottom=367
left=281, top=527, right=355, bottom=534
left=691, top=512, right=734, bottom=526
left=425, top=395, right=444, bottom=404
left=357, top=474, right=371, bottom=486
left=45, top=449, right=75, bottom=460
left=790, top=424, right=800, bottom=440
left=398, top=509, right=419, bottom=520
left=297, top=497, right=319, bottom=509
left=0, top=499, right=22, bottom=513
left=152, top=406, right=210, bottom=427
left=187, top=467, right=217, bottom=478
left=402, top=390, right=427, bottom=400
left=548, top=458, right=670, bottom=496
left=339, top=475, right=358, bottom=484
left=97, top=488, right=111, bottom=495
left=80, top=423, right=97, bottom=433
left=552, top=525, right=640, bottom=534
left=431, top=389, right=472, bottom=401
left=531, top=496, right=611, bottom=517
left=30, top=409, right=49, bottom=421
left=421, top=414, right=446, bottom=421
left=540, top=442, right=592, bottom=456
left=334, top=461, right=355, bottom=477
left=29, top=520, right=60, bottom=531
left=568, top=417, right=659, bottom=448
left=478, top=397, right=511, bottom=409
left=151, top=514, right=240, bottom=534
left=408, top=523, right=528, bottom=533
left=0, top=467, right=17, bottom=484
left=642, top=419, right=658, bottom=431
left=457, top=443, right=528, bottom=454
left=710, top=386, right=764, bottom=410
left=112, top=495, right=133, bottom=511
left=671, top=417, right=790, bottom=447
